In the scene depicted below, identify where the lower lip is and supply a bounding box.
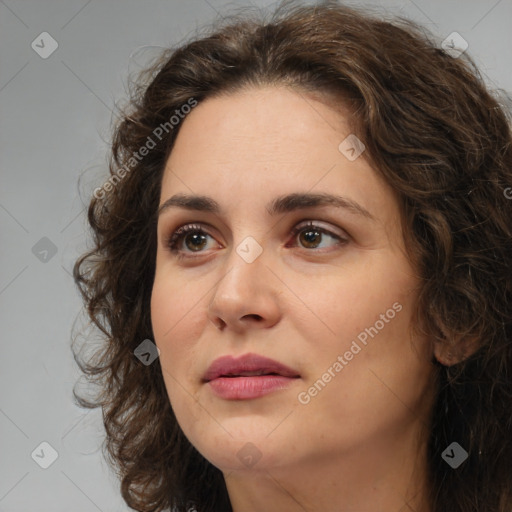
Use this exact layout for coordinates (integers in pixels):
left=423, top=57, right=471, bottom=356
left=207, top=375, right=299, bottom=400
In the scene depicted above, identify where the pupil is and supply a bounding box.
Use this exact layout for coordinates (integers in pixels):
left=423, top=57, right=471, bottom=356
left=186, top=233, right=207, bottom=251
left=301, top=229, right=320, bottom=248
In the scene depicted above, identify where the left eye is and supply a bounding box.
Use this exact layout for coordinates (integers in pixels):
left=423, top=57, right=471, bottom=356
left=165, top=221, right=348, bottom=256
left=287, top=221, right=348, bottom=250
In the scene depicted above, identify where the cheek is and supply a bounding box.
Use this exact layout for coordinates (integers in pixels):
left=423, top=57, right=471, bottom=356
left=287, top=258, right=414, bottom=348
left=294, top=316, right=433, bottom=452
left=150, top=275, right=201, bottom=374
left=151, top=280, right=204, bottom=423
left=150, top=279, right=174, bottom=353
left=290, top=255, right=430, bottom=402
left=151, top=263, right=196, bottom=335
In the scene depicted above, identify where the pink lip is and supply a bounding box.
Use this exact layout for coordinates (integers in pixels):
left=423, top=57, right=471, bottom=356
left=203, top=353, right=300, bottom=400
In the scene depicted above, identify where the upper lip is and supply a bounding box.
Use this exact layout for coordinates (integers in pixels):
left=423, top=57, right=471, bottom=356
left=202, top=353, right=300, bottom=381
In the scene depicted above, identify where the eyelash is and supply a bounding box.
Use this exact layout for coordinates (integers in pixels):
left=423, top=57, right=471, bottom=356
left=165, top=221, right=349, bottom=260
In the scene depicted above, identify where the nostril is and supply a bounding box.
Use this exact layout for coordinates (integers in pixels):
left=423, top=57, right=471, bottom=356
left=213, top=318, right=226, bottom=330
left=243, top=314, right=263, bottom=321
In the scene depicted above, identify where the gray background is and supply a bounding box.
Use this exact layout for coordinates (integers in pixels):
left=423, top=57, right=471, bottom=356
left=1, top=0, right=511, bottom=510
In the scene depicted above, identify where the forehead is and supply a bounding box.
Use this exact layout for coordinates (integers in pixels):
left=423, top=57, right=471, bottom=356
left=160, top=86, right=394, bottom=220
left=165, top=86, right=351, bottom=165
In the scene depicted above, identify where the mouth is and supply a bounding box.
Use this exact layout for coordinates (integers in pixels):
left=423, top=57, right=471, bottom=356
left=202, top=353, right=300, bottom=382
left=215, top=370, right=290, bottom=378
left=202, top=353, right=301, bottom=400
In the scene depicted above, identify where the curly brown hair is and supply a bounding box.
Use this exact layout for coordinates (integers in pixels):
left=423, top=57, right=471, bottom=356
left=72, top=1, right=512, bottom=511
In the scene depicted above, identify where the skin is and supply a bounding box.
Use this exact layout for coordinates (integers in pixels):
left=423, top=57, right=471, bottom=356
left=151, top=85, right=438, bottom=512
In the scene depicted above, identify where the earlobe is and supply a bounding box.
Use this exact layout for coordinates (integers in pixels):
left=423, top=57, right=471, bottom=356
left=433, top=344, right=457, bottom=366
left=433, top=335, right=481, bottom=366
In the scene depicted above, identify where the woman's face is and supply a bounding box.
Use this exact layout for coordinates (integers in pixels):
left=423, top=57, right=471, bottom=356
left=151, top=86, right=436, bottom=475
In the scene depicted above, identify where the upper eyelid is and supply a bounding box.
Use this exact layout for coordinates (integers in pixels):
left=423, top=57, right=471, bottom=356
left=290, top=220, right=349, bottom=238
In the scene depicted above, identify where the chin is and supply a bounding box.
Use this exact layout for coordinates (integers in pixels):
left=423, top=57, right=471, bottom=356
left=189, top=426, right=295, bottom=472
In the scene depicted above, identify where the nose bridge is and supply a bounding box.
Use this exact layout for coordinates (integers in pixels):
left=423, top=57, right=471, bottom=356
left=219, top=209, right=268, bottom=280
left=207, top=231, right=279, bottom=328
left=216, top=234, right=267, bottom=296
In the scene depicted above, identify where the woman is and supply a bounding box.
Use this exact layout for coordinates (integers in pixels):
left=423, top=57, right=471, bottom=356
left=73, top=1, right=512, bottom=511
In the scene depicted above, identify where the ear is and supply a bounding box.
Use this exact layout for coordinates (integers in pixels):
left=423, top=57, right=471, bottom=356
left=433, top=334, right=481, bottom=366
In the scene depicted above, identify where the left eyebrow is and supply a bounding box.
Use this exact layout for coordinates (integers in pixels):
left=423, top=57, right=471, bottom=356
left=157, top=192, right=375, bottom=221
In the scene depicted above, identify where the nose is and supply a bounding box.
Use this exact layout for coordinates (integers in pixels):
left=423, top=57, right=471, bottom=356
left=207, top=243, right=282, bottom=332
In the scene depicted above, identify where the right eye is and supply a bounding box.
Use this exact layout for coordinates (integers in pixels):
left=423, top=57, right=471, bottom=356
left=165, top=223, right=220, bottom=258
